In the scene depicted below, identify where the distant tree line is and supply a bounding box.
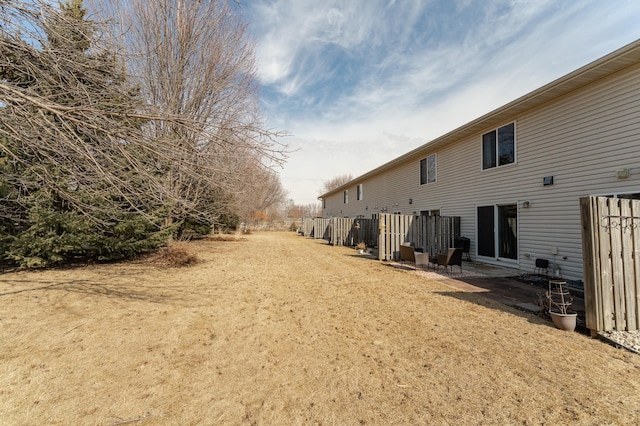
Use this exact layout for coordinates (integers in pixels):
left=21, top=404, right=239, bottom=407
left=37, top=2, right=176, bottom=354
left=0, top=0, right=288, bottom=268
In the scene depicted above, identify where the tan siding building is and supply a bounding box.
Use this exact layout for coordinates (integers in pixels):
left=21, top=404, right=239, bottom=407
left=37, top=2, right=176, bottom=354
left=319, top=39, right=640, bottom=281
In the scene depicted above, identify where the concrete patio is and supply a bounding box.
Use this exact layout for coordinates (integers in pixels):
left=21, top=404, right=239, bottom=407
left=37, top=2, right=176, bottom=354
left=389, top=259, right=585, bottom=317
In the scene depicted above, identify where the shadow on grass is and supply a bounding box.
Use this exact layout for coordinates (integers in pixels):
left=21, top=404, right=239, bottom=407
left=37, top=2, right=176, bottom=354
left=433, top=289, right=552, bottom=327
left=0, top=273, right=192, bottom=305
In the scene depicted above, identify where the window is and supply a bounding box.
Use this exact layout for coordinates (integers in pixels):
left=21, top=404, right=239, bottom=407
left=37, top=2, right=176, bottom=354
left=420, top=154, right=437, bottom=185
left=482, top=122, right=515, bottom=169
left=357, top=184, right=363, bottom=201
left=343, top=190, right=348, bottom=204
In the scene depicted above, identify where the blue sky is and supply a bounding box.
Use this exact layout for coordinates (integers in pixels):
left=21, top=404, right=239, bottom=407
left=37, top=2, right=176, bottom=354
left=243, top=0, right=640, bottom=205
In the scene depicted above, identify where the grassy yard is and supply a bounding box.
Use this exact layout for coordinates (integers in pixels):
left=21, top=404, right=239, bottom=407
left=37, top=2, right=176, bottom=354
left=1, top=232, right=639, bottom=425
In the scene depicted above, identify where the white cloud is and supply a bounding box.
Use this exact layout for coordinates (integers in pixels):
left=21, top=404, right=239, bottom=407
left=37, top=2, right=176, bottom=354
left=246, top=0, right=640, bottom=205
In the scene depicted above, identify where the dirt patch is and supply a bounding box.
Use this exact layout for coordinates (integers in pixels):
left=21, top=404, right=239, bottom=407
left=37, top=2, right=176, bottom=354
left=1, top=232, right=639, bottom=424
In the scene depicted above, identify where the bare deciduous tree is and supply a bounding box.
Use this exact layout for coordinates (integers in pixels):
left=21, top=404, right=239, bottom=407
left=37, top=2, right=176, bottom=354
left=321, top=174, right=353, bottom=195
left=90, top=0, right=288, bottom=225
left=234, top=159, right=288, bottom=228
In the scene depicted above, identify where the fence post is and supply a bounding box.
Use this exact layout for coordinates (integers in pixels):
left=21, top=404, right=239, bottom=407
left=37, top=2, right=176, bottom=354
left=580, top=197, right=603, bottom=332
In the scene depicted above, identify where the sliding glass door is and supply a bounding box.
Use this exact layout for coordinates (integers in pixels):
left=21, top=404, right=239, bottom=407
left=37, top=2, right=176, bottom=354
left=477, top=204, right=517, bottom=260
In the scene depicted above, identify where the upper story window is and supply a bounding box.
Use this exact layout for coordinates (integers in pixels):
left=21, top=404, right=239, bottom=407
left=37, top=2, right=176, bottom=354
left=356, top=184, right=363, bottom=201
left=420, top=154, right=436, bottom=185
left=343, top=190, right=348, bottom=204
left=482, top=122, right=515, bottom=170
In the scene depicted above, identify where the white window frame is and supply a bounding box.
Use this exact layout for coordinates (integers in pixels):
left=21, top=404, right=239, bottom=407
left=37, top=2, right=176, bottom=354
left=420, top=153, right=437, bottom=185
left=482, top=122, right=516, bottom=170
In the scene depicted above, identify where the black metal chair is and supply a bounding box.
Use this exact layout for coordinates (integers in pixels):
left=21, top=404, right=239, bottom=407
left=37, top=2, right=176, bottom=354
left=437, top=248, right=463, bottom=273
left=535, top=258, right=549, bottom=276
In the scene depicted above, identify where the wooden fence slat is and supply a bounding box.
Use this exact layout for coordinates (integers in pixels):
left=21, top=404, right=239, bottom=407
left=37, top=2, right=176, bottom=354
left=621, top=199, right=637, bottom=331
left=597, top=197, right=615, bottom=330
left=385, top=214, right=392, bottom=261
left=591, top=197, right=605, bottom=331
left=378, top=215, right=383, bottom=260
left=633, top=200, right=640, bottom=330
left=609, top=198, right=626, bottom=329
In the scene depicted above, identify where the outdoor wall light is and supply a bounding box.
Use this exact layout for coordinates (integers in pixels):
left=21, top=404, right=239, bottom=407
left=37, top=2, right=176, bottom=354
left=617, top=168, right=631, bottom=179
left=409, top=198, right=413, bottom=204
left=522, top=200, right=531, bottom=208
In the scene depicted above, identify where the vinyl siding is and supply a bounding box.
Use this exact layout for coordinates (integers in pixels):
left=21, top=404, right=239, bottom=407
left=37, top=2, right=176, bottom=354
left=321, top=61, right=640, bottom=280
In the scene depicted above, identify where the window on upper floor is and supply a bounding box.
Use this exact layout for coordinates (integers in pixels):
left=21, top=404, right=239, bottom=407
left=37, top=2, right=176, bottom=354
left=420, top=154, right=436, bottom=185
left=357, top=184, right=363, bottom=201
left=343, top=190, right=348, bottom=204
left=482, top=122, right=515, bottom=170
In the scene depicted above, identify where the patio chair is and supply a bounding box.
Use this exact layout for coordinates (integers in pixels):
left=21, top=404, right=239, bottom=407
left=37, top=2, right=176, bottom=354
left=437, top=248, right=463, bottom=273
left=399, top=243, right=415, bottom=265
left=400, top=242, right=430, bottom=271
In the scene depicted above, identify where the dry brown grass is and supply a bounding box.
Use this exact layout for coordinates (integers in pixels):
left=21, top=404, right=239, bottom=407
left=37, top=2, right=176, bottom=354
left=154, top=241, right=199, bottom=267
left=1, top=232, right=639, bottom=425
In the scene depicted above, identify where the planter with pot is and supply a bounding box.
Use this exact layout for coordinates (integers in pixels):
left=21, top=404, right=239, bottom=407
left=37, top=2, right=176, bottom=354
left=547, top=279, right=577, bottom=331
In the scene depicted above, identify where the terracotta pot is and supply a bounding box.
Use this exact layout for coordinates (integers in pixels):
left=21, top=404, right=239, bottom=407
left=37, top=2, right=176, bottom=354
left=549, top=309, right=577, bottom=331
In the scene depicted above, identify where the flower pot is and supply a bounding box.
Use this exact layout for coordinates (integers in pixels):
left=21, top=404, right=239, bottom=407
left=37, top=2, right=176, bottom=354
left=549, top=309, right=577, bottom=331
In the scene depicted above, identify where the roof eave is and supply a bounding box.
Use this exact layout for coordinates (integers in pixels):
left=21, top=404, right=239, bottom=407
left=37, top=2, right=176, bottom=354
left=319, top=38, right=640, bottom=199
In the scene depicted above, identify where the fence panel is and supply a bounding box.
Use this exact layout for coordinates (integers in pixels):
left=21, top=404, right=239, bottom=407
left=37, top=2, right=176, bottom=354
left=301, top=217, right=378, bottom=246
left=300, top=218, right=314, bottom=237
left=376, top=214, right=460, bottom=261
left=580, top=196, right=640, bottom=332
left=313, top=218, right=331, bottom=240
left=360, top=218, right=379, bottom=248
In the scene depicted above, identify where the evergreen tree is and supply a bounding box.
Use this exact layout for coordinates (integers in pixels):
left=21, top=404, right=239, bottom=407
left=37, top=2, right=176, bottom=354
left=0, top=0, right=168, bottom=267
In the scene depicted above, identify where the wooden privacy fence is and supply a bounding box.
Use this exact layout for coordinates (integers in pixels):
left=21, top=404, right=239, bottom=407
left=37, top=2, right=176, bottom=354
left=301, top=214, right=462, bottom=262
left=300, top=217, right=378, bottom=247
left=377, top=213, right=461, bottom=261
left=580, top=196, right=640, bottom=332
left=329, top=217, right=378, bottom=247
left=300, top=218, right=314, bottom=237
left=314, top=218, right=331, bottom=240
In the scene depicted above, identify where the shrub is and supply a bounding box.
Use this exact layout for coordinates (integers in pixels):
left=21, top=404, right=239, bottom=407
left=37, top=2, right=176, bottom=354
left=155, top=240, right=198, bottom=267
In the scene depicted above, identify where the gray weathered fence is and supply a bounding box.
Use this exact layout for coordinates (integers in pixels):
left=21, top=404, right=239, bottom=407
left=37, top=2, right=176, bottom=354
left=580, top=196, right=640, bottom=333
left=300, top=218, right=314, bottom=237
left=301, top=217, right=378, bottom=247
left=301, top=214, right=461, bottom=262
left=377, top=213, right=461, bottom=261
left=314, top=218, right=331, bottom=240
